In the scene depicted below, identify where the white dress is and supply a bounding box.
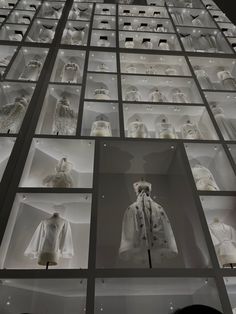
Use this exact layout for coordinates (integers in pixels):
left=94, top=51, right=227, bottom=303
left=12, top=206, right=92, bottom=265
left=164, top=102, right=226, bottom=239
left=24, top=215, right=74, bottom=266
left=156, top=119, right=177, bottom=139
left=90, top=116, right=112, bottom=137
left=61, top=62, right=81, bottom=83
left=181, top=121, right=202, bottom=140
left=0, top=96, right=28, bottom=133
left=209, top=222, right=236, bottom=267
left=52, top=97, right=77, bottom=135
left=217, top=70, right=236, bottom=90
left=119, top=191, right=178, bottom=264
left=43, top=158, right=74, bottom=188
left=127, top=121, right=149, bottom=138
left=191, top=165, right=220, bottom=191
left=211, top=104, right=236, bottom=140
left=19, top=59, right=42, bottom=81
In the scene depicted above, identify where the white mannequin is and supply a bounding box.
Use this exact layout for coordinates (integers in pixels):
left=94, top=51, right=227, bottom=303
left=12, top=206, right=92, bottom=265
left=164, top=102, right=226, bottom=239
left=24, top=211, right=74, bottom=266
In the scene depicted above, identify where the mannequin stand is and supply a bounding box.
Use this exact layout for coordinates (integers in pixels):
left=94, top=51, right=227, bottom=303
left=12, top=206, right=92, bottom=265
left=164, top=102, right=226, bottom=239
left=46, top=262, right=50, bottom=270
left=148, top=249, right=152, bottom=269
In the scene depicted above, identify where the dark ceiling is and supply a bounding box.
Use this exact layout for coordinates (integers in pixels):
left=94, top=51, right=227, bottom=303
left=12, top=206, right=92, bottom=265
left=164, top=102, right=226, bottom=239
left=209, top=0, right=236, bottom=25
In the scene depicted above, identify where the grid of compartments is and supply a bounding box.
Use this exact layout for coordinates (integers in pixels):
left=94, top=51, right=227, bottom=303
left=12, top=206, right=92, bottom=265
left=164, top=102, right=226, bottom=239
left=0, top=0, right=236, bottom=313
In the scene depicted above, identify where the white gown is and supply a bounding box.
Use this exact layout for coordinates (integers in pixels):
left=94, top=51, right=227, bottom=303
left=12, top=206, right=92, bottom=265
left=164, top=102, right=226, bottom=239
left=209, top=222, right=236, bottom=267
left=24, top=214, right=74, bottom=266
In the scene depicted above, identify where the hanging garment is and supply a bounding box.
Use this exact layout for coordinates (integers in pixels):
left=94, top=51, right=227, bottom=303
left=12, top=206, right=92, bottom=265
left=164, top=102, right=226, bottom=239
left=119, top=185, right=178, bottom=263
left=155, top=24, right=167, bottom=33
left=19, top=59, right=42, bottom=81
left=127, top=121, right=149, bottom=138
left=137, top=24, right=151, bottom=32
left=191, top=164, right=220, bottom=191
left=44, top=6, right=62, bottom=19
left=149, top=89, right=167, bottom=102
left=171, top=88, right=188, bottom=103
left=70, top=6, right=90, bottom=20
left=156, top=119, right=177, bottom=139
left=209, top=222, right=236, bottom=267
left=217, top=70, right=236, bottom=90
left=171, top=11, right=184, bottom=25
left=94, top=87, right=110, bottom=100
left=43, top=158, right=74, bottom=188
left=0, top=96, right=28, bottom=133
left=194, top=66, right=214, bottom=90
left=61, top=62, right=80, bottom=83
left=63, top=27, right=85, bottom=45
left=24, top=214, right=74, bottom=266
left=90, top=114, right=112, bottom=137
left=52, top=96, right=77, bottom=135
left=125, top=87, right=142, bottom=102
left=181, top=34, right=194, bottom=51
left=211, top=104, right=236, bottom=140
left=181, top=121, right=202, bottom=140
left=38, top=26, right=55, bottom=43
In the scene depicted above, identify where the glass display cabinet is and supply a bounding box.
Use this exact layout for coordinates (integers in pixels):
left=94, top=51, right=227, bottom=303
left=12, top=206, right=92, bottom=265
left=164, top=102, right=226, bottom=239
left=0, top=0, right=235, bottom=313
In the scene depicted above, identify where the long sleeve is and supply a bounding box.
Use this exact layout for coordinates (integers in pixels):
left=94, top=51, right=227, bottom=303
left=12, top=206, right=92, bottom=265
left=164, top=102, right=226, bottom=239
left=24, top=222, right=44, bottom=259
left=59, top=221, right=74, bottom=258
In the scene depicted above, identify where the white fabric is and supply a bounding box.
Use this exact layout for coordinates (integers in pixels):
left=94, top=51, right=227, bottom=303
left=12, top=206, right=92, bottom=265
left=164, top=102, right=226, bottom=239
left=90, top=120, right=112, bottom=137
left=37, top=27, right=54, bottom=43
left=159, top=42, right=170, bottom=50
left=119, top=189, right=178, bottom=264
left=217, top=70, right=234, bottom=81
left=19, top=59, right=42, bottom=81
left=97, top=38, right=110, bottom=47
left=211, top=104, right=236, bottom=140
left=181, top=122, right=202, bottom=140
left=171, top=88, right=188, bottom=103
left=43, top=158, right=74, bottom=188
left=52, top=96, right=77, bottom=135
left=24, top=215, right=74, bottom=266
left=209, top=222, right=236, bottom=267
left=94, top=88, right=110, bottom=100
left=0, top=96, right=28, bottom=133
left=63, top=28, right=85, bottom=45
left=149, top=90, right=167, bottom=102
left=127, top=121, right=149, bottom=138
left=191, top=165, right=220, bottom=191
left=61, top=62, right=80, bottom=83
left=156, top=121, right=177, bottom=139
left=125, top=87, right=141, bottom=102
left=194, top=68, right=213, bottom=89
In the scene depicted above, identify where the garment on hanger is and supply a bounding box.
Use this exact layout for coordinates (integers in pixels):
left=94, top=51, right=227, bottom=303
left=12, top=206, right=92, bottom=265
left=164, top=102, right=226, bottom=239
left=24, top=213, right=74, bottom=266
left=211, top=103, right=236, bottom=140
left=52, top=96, right=77, bottom=135
left=191, top=15, right=203, bottom=27
left=125, top=86, right=141, bottom=102
left=155, top=24, right=167, bottom=32
left=94, top=87, right=110, bottom=100
left=0, top=96, right=28, bottom=133
left=191, top=164, right=220, bottom=191
left=194, top=66, right=214, bottom=89
left=181, top=120, right=202, bottom=140
left=171, top=88, right=188, bottom=103
left=63, top=27, right=85, bottom=45
left=19, top=59, right=42, bottom=81
left=61, top=62, right=80, bottom=83
left=209, top=222, right=236, bottom=267
left=127, top=120, right=149, bottom=138
left=149, top=89, right=167, bottom=102
left=43, top=158, right=74, bottom=188
left=137, top=23, right=151, bottom=32
left=119, top=180, right=178, bottom=264
left=90, top=114, right=112, bottom=137
left=217, top=69, right=236, bottom=90
left=156, top=117, right=177, bottom=139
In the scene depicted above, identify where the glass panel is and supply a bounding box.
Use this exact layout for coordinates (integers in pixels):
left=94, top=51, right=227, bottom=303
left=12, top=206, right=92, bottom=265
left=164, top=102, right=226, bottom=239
left=0, top=45, right=17, bottom=68
left=0, top=193, right=91, bottom=269
left=119, top=17, right=174, bottom=33
left=0, top=278, right=87, bottom=313
left=68, top=2, right=93, bottom=21
left=185, top=143, right=236, bottom=191
left=19, top=139, right=95, bottom=188
left=37, top=1, right=64, bottom=19
left=170, top=8, right=215, bottom=28
left=93, top=15, right=116, bottom=30
left=0, top=24, right=28, bottom=41
left=88, top=51, right=117, bottom=73
left=91, top=30, right=116, bottom=48
left=0, top=137, right=15, bottom=182
left=16, top=0, right=42, bottom=11
left=96, top=141, right=211, bottom=268
left=62, top=21, right=90, bottom=46
left=119, top=5, right=168, bottom=17
left=95, top=278, right=222, bottom=313
left=225, top=277, right=236, bottom=313
left=95, top=3, right=116, bottom=16
left=7, top=10, right=35, bottom=24
left=26, top=19, right=58, bottom=43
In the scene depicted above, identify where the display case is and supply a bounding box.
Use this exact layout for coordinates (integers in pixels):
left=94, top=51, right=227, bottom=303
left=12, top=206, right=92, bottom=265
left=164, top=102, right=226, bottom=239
left=119, top=31, right=181, bottom=51
left=202, top=0, right=220, bottom=10
left=0, top=81, right=35, bottom=134
left=120, top=53, right=191, bottom=76
left=121, top=75, right=203, bottom=104
left=68, top=2, right=93, bottom=21
left=0, top=193, right=91, bottom=269
left=26, top=19, right=58, bottom=43
left=0, top=24, right=28, bottom=42
left=7, top=10, right=35, bottom=24
left=0, top=137, right=15, bottom=182
left=201, top=195, right=236, bottom=268
left=189, top=57, right=236, bottom=91
left=205, top=91, right=236, bottom=140
left=50, top=49, right=85, bottom=84
left=229, top=145, right=236, bottom=167
left=228, top=38, right=236, bottom=53
left=118, top=17, right=174, bottom=33
left=85, top=73, right=118, bottom=101
left=88, top=51, right=117, bottom=73
left=91, top=30, right=116, bottom=48
left=95, top=278, right=222, bottom=313
left=209, top=10, right=231, bottom=23
left=95, top=3, right=116, bottom=16
left=177, top=27, right=233, bottom=54
left=36, top=84, right=81, bottom=136
left=146, top=0, right=165, bottom=6
left=225, top=277, right=236, bottom=313
left=169, top=8, right=216, bottom=28
left=6, top=47, right=48, bottom=82
left=0, top=278, right=87, bottom=313
left=61, top=21, right=89, bottom=46
left=123, top=104, right=218, bottom=140
left=0, top=0, right=17, bottom=9
left=0, top=45, right=17, bottom=72
left=82, top=101, right=120, bottom=137
left=16, top=0, right=41, bottom=11
left=96, top=140, right=211, bottom=268
left=218, top=22, right=236, bottom=38
left=0, top=9, right=9, bottom=24
left=19, top=138, right=94, bottom=188
left=37, top=1, right=64, bottom=20
left=185, top=143, right=236, bottom=191
left=93, top=15, right=116, bottom=30
left=166, top=0, right=204, bottom=9
left=118, top=4, right=168, bottom=17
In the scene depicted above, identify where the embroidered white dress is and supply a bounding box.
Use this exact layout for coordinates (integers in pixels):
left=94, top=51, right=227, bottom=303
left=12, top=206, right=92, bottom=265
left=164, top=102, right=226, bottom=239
left=24, top=215, right=74, bottom=266
left=119, top=191, right=178, bottom=264
left=209, top=222, right=236, bottom=267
